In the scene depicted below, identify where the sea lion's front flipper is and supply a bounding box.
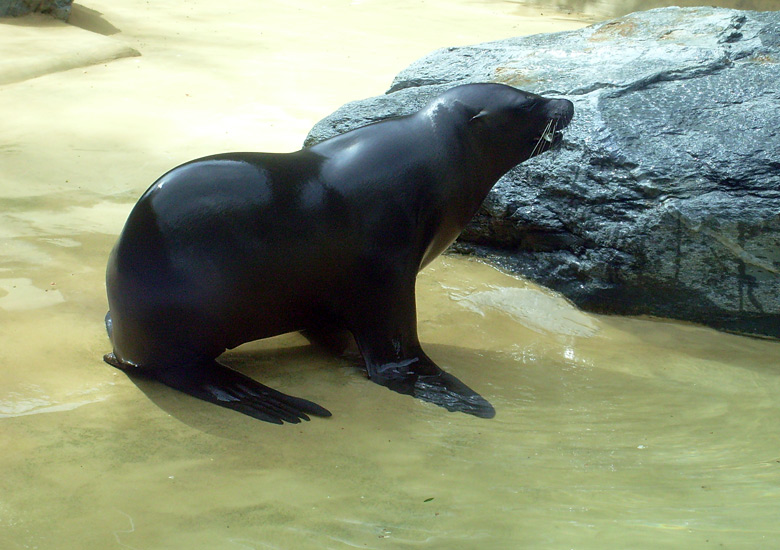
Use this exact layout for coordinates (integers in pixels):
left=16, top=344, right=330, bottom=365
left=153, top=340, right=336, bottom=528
left=412, top=370, right=495, bottom=418
left=105, top=355, right=331, bottom=424
left=350, top=280, right=495, bottom=419
left=366, top=356, right=495, bottom=419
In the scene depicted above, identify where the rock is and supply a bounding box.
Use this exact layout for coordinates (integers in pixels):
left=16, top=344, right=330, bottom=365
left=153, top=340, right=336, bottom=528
left=0, top=0, right=73, bottom=21
left=306, top=7, right=780, bottom=339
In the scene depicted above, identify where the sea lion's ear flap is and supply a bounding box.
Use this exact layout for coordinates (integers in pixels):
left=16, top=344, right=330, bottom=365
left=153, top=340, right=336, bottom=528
left=469, top=109, right=490, bottom=124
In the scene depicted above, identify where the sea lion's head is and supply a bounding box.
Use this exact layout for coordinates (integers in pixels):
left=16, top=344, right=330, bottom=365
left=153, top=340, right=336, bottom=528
left=427, top=83, right=574, bottom=170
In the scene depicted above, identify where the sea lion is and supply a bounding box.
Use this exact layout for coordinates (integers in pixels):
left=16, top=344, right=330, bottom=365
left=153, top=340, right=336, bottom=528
left=104, top=83, right=574, bottom=424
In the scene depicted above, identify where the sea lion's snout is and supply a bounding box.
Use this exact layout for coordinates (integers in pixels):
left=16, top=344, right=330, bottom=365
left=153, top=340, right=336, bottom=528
left=530, top=98, right=574, bottom=157
left=546, top=98, right=574, bottom=130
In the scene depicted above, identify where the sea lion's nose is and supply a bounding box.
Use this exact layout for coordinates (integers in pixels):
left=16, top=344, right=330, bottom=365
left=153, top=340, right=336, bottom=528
left=546, top=98, right=574, bottom=128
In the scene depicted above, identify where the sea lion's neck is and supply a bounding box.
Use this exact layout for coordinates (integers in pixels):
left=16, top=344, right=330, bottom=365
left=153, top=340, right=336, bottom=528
left=417, top=111, right=510, bottom=230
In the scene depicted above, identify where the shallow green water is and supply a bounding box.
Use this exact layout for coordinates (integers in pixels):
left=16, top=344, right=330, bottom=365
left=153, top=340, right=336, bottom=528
left=2, top=1, right=779, bottom=549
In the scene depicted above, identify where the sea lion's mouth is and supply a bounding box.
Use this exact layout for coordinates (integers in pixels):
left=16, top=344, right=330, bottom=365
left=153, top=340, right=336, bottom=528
left=530, top=118, right=566, bottom=157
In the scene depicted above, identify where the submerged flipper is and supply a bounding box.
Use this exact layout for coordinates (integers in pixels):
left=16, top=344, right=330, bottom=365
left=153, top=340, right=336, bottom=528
left=104, top=354, right=331, bottom=424
left=349, top=278, right=496, bottom=420
left=412, top=371, right=495, bottom=419
left=371, top=364, right=496, bottom=419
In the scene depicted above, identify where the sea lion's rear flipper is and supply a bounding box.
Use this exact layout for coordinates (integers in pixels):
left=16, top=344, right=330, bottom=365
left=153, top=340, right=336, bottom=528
left=105, top=355, right=331, bottom=424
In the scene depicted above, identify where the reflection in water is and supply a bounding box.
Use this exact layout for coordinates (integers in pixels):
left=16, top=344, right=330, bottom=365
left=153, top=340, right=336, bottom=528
left=0, top=277, right=65, bottom=311
left=1, top=0, right=779, bottom=548
left=457, top=286, right=600, bottom=337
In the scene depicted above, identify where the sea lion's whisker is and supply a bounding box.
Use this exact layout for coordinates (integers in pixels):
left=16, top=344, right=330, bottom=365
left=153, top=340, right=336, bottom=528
left=531, top=119, right=554, bottom=156
left=530, top=124, right=546, bottom=156
left=545, top=119, right=559, bottom=153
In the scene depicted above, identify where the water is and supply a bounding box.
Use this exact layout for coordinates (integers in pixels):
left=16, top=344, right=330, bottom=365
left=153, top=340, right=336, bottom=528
left=2, top=1, right=779, bottom=548
left=500, top=0, right=780, bottom=19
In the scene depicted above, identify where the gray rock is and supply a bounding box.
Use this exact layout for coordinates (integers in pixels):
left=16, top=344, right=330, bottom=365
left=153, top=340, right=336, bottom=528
left=0, top=0, right=72, bottom=20
left=306, top=7, right=780, bottom=339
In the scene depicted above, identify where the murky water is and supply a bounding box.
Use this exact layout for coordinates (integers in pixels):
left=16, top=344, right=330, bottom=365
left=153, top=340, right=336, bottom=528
left=2, top=1, right=779, bottom=548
